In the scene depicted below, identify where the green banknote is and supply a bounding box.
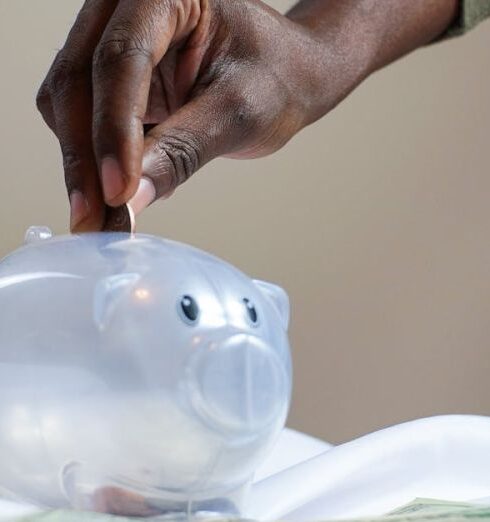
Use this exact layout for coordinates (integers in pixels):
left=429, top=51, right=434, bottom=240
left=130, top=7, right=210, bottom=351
left=385, top=498, right=490, bottom=521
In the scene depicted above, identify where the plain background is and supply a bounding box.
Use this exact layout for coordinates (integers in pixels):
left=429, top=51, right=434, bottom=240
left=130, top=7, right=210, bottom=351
left=0, top=1, right=489, bottom=444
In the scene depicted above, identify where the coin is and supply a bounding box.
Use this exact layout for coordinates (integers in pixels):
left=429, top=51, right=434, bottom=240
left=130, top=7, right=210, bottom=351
left=92, top=486, right=161, bottom=517
left=102, top=204, right=135, bottom=233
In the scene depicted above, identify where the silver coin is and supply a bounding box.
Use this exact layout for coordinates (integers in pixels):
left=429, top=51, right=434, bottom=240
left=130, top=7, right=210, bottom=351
left=103, top=204, right=135, bottom=233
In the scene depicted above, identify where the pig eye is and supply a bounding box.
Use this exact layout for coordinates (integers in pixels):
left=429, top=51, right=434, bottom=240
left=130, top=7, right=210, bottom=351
left=243, top=298, right=259, bottom=326
left=179, top=295, right=200, bottom=324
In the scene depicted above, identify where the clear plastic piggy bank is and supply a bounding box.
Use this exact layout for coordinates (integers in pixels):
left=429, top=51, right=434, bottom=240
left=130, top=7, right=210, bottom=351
left=0, top=228, right=292, bottom=518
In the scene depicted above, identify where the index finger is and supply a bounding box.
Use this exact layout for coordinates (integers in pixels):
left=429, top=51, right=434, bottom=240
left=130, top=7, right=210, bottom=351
left=91, top=0, right=198, bottom=207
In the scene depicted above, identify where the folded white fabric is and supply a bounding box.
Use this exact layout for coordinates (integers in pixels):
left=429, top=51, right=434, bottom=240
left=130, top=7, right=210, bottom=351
left=247, top=415, right=490, bottom=521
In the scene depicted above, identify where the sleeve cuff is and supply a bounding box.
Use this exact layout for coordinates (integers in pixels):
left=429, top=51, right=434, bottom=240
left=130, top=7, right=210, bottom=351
left=444, top=0, right=490, bottom=37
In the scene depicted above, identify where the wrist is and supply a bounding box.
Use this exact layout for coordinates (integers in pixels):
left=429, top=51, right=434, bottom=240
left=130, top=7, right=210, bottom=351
left=285, top=10, right=377, bottom=126
left=286, top=0, right=459, bottom=125
left=288, top=0, right=459, bottom=76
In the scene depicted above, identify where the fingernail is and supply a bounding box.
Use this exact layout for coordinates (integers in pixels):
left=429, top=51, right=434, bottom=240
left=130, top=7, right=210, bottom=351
left=128, top=177, right=156, bottom=216
left=101, top=156, right=125, bottom=203
left=70, top=190, right=89, bottom=231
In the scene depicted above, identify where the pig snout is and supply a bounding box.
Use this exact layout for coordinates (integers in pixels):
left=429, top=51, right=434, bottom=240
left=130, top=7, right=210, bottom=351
left=186, top=334, right=288, bottom=436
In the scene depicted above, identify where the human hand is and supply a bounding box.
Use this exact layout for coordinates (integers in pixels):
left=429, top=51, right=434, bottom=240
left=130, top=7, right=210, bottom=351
left=38, top=0, right=457, bottom=233
left=36, top=0, right=355, bottom=232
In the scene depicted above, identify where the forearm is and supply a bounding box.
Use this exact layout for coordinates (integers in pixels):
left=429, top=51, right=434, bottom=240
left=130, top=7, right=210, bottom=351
left=287, top=0, right=459, bottom=73
left=282, top=0, right=458, bottom=125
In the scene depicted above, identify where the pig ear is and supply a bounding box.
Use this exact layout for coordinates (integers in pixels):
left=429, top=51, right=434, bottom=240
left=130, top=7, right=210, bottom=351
left=93, top=273, right=141, bottom=331
left=253, top=280, right=290, bottom=330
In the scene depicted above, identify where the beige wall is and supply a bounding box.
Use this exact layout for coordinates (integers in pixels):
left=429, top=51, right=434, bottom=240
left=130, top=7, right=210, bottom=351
left=1, top=1, right=489, bottom=444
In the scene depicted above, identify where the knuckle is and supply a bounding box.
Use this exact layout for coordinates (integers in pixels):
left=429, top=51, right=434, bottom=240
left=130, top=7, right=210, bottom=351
left=35, top=81, right=51, bottom=115
left=46, top=55, right=87, bottom=95
left=154, top=131, right=203, bottom=188
left=36, top=81, right=58, bottom=132
left=93, top=29, right=152, bottom=70
left=61, top=144, right=84, bottom=177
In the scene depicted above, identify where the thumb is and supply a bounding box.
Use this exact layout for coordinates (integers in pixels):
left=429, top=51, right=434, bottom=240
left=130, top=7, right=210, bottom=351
left=128, top=90, right=251, bottom=215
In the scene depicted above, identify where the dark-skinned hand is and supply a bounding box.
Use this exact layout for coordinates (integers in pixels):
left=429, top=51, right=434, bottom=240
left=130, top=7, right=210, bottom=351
left=37, top=0, right=458, bottom=232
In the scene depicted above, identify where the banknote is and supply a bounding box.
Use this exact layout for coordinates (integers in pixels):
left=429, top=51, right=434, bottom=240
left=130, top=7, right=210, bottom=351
left=388, top=499, right=490, bottom=520
left=388, top=498, right=487, bottom=516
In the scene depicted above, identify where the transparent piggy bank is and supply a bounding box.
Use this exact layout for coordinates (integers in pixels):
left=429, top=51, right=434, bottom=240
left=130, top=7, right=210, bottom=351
left=0, top=228, right=292, bottom=518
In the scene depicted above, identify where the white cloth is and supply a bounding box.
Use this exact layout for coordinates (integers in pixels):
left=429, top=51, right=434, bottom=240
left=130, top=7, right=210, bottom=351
left=254, top=428, right=332, bottom=482
left=247, top=416, right=490, bottom=521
